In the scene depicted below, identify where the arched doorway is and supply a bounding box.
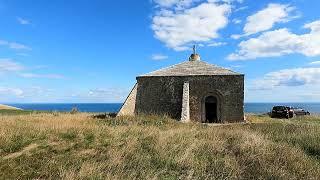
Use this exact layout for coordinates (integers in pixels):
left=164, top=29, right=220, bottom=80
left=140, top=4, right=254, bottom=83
left=205, top=96, right=218, bottom=123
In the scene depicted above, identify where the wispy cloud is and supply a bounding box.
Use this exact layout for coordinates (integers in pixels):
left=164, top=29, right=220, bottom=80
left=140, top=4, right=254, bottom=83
left=9, top=42, right=31, bottom=50
left=230, top=64, right=244, bottom=68
left=0, top=59, right=63, bottom=79
left=0, top=86, right=56, bottom=101
left=232, top=18, right=242, bottom=24
left=234, top=6, right=248, bottom=12
left=0, top=39, right=31, bottom=50
left=309, top=61, right=320, bottom=66
left=20, top=73, right=64, bottom=79
left=151, top=54, right=168, bottom=60
left=0, top=87, right=24, bottom=97
left=207, top=42, right=227, bottom=47
left=85, top=88, right=129, bottom=102
left=17, top=17, right=31, bottom=25
left=0, top=86, right=129, bottom=103
left=0, top=59, right=25, bottom=73
left=153, top=0, right=197, bottom=9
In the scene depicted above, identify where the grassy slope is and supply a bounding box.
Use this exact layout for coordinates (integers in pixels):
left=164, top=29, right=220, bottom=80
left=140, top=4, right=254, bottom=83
left=0, top=113, right=319, bottom=179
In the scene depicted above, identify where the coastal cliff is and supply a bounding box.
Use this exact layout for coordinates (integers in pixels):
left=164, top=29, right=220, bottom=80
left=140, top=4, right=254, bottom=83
left=0, top=104, right=22, bottom=110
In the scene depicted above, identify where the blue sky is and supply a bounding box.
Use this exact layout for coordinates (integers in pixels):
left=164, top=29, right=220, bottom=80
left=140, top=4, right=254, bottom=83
left=0, top=0, right=319, bottom=103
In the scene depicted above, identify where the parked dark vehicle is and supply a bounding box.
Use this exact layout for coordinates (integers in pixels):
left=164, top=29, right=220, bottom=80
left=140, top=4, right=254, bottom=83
left=271, top=106, right=291, bottom=119
left=293, top=108, right=310, bottom=116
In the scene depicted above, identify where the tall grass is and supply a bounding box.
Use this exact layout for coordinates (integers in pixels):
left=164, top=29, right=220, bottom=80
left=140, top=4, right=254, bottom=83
left=0, top=113, right=319, bottom=179
left=247, top=115, right=320, bottom=161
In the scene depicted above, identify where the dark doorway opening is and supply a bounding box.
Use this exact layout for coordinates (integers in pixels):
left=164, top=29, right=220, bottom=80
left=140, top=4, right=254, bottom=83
left=205, top=96, right=218, bottom=123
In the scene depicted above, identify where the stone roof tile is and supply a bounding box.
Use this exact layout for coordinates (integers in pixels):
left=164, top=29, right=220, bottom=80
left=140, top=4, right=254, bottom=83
left=139, top=60, right=241, bottom=77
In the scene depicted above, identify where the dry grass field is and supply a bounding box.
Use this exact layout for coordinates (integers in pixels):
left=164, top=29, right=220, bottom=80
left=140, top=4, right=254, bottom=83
left=0, top=111, right=320, bottom=179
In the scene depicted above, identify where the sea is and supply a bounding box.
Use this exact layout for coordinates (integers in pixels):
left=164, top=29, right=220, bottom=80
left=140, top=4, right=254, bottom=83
left=5, top=103, right=320, bottom=114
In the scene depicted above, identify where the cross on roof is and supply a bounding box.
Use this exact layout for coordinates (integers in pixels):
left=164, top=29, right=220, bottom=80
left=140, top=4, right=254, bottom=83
left=193, top=45, right=196, bottom=54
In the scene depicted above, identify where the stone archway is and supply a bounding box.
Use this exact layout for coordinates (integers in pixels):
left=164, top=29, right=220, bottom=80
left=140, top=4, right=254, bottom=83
left=201, top=91, right=223, bottom=123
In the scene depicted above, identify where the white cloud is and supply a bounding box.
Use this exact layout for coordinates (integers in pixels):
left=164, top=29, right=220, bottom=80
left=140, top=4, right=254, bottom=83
left=152, top=2, right=231, bottom=51
left=151, top=54, right=168, bottom=60
left=0, top=59, right=64, bottom=79
left=232, top=18, right=242, bottom=24
left=234, top=6, right=248, bottom=12
left=0, top=87, right=24, bottom=97
left=230, top=34, right=242, bottom=39
left=0, top=39, right=31, bottom=50
left=208, top=0, right=243, bottom=4
left=250, top=67, right=320, bottom=91
left=230, top=64, right=243, bottom=68
left=154, top=0, right=198, bottom=9
left=228, top=20, right=320, bottom=60
left=246, top=66, right=320, bottom=102
left=87, top=88, right=129, bottom=102
left=20, top=73, right=64, bottom=79
left=17, top=17, right=31, bottom=25
left=0, top=86, right=56, bottom=101
left=245, top=85, right=320, bottom=103
left=0, top=59, right=24, bottom=72
left=153, top=0, right=242, bottom=9
left=154, top=0, right=178, bottom=7
left=0, top=85, right=129, bottom=103
left=309, top=61, right=320, bottom=66
left=243, top=3, right=297, bottom=36
left=9, top=42, right=31, bottom=50
left=207, top=42, right=227, bottom=47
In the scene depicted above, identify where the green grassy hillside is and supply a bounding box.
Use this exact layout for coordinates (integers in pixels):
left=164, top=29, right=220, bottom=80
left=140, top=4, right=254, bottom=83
left=0, top=112, right=319, bottom=179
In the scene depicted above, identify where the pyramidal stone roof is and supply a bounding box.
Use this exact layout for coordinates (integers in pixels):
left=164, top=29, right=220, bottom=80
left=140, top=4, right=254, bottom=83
left=139, top=60, right=242, bottom=77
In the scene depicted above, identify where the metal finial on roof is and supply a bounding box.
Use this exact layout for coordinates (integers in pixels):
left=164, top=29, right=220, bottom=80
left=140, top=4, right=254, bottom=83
left=189, top=44, right=200, bottom=61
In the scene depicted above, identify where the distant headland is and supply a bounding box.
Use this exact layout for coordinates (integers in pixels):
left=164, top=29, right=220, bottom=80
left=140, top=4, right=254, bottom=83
left=0, top=104, right=22, bottom=110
